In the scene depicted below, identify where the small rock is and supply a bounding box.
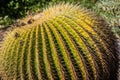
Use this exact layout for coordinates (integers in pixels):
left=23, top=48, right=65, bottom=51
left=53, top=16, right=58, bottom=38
left=21, top=22, right=26, bottom=26
left=14, top=32, right=20, bottom=39
left=27, top=19, right=34, bottom=24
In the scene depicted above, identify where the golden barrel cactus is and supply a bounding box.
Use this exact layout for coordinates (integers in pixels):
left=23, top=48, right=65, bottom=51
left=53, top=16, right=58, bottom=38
left=0, top=3, right=118, bottom=80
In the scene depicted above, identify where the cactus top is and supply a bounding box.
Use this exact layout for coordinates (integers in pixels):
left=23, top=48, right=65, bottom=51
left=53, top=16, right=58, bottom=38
left=1, top=3, right=118, bottom=80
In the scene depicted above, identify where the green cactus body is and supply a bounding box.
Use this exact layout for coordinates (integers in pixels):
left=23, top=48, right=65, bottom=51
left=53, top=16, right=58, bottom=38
left=1, top=3, right=117, bottom=80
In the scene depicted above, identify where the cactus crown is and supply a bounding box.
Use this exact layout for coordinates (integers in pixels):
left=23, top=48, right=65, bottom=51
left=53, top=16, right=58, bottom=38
left=1, top=3, right=117, bottom=80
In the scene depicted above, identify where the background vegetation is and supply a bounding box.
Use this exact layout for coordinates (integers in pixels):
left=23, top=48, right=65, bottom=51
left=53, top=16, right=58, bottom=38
left=93, top=0, right=120, bottom=36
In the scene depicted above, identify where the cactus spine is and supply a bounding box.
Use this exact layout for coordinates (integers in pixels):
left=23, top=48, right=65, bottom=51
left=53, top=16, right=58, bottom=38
left=1, top=3, right=118, bottom=80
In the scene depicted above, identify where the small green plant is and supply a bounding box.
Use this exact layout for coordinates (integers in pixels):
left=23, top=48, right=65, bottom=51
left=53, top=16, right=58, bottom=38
left=0, top=16, right=14, bottom=29
left=1, top=3, right=118, bottom=80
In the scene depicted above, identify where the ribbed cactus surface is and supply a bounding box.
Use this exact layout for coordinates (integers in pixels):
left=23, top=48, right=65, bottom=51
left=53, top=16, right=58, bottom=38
left=1, top=3, right=117, bottom=80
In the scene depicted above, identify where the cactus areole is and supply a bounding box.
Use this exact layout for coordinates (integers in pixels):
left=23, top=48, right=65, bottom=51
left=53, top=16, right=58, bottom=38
left=1, top=3, right=118, bottom=80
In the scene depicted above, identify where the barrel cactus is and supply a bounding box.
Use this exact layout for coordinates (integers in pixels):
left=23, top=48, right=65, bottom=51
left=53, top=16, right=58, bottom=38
left=0, top=3, right=118, bottom=80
